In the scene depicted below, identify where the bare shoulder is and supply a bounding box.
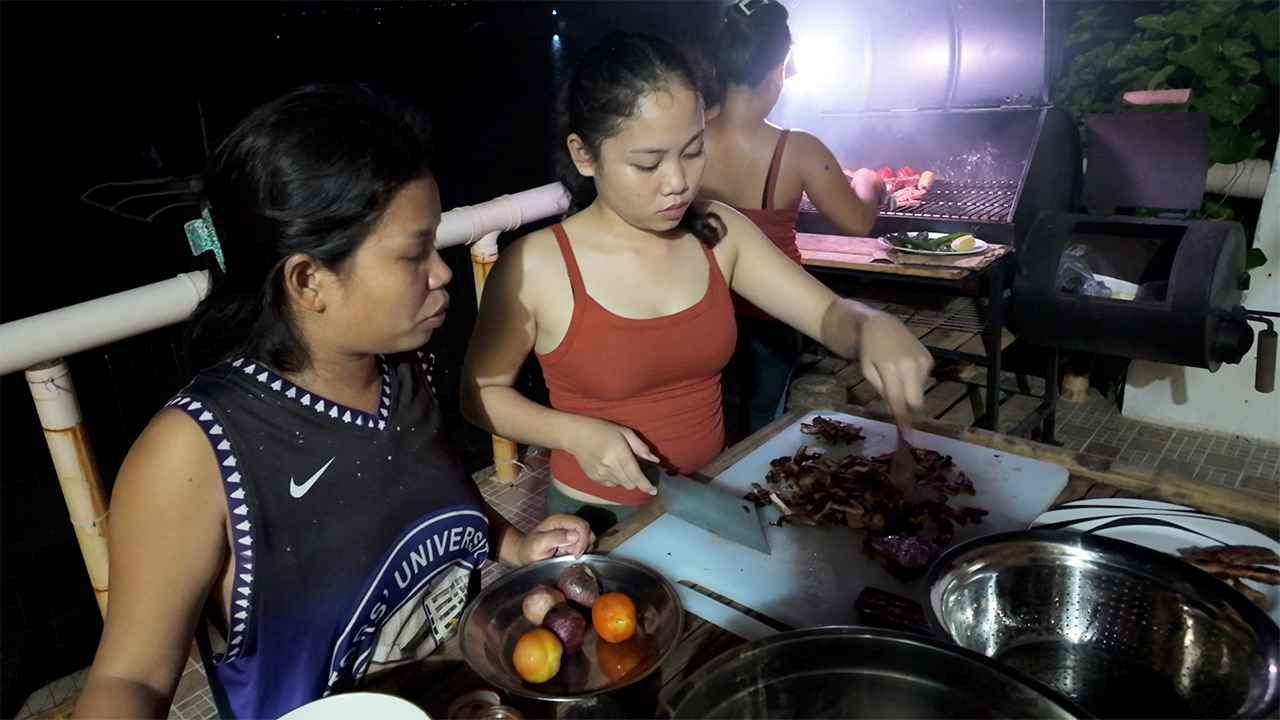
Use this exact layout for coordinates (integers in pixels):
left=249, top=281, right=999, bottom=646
left=701, top=199, right=757, bottom=237
left=785, top=130, right=840, bottom=166
left=112, top=407, right=224, bottom=521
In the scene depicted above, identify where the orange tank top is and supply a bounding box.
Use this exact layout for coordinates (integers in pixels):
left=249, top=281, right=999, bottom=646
left=536, top=224, right=738, bottom=506
left=731, top=129, right=802, bottom=321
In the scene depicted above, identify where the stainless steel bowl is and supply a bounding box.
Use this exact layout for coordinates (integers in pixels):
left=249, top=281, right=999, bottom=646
left=927, top=530, right=1280, bottom=719
left=459, top=554, right=683, bottom=701
left=660, top=626, right=1089, bottom=719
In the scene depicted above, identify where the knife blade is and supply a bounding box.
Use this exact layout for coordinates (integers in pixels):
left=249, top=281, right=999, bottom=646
left=643, top=460, right=771, bottom=555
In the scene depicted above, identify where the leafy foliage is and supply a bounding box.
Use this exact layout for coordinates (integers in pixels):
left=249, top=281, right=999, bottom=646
left=1054, top=1, right=1279, bottom=164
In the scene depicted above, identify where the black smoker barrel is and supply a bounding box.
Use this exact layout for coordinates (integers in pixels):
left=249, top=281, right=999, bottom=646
left=1011, top=213, right=1253, bottom=371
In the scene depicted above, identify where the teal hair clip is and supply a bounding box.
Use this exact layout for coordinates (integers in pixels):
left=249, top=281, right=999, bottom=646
left=184, top=207, right=226, bottom=272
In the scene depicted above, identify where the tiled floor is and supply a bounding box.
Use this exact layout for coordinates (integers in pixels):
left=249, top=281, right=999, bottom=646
left=17, top=382, right=1278, bottom=719
left=1054, top=388, right=1280, bottom=497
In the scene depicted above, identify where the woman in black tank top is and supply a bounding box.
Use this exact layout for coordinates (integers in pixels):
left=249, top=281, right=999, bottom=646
left=75, top=83, right=594, bottom=720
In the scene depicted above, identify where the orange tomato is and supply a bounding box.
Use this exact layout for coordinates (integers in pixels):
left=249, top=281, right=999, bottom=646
left=591, top=591, right=637, bottom=644
left=595, top=632, right=651, bottom=682
left=512, top=628, right=562, bottom=683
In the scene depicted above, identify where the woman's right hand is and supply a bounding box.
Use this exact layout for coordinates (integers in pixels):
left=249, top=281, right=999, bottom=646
left=565, top=417, right=660, bottom=495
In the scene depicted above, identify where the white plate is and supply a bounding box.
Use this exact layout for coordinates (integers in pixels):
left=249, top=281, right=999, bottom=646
left=878, top=233, right=989, bottom=256
left=1032, top=498, right=1280, bottom=618
left=279, top=692, right=429, bottom=720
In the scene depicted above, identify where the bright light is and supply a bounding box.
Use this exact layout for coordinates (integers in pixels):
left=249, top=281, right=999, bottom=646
left=552, top=9, right=557, bottom=15
left=553, top=34, right=560, bottom=42
left=788, top=34, right=843, bottom=90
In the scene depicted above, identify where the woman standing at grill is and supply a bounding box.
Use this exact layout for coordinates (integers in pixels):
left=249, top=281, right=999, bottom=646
left=74, top=83, right=593, bottom=720
left=461, top=32, right=930, bottom=534
left=700, top=0, right=888, bottom=434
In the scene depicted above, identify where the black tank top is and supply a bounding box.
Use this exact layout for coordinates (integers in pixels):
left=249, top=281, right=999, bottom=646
left=169, top=351, right=489, bottom=719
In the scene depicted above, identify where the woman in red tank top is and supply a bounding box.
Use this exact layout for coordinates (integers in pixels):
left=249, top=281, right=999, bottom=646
left=461, top=32, right=932, bottom=533
left=700, top=0, right=889, bottom=436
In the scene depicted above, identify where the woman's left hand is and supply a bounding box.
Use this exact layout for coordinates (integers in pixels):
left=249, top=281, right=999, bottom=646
left=857, top=311, right=934, bottom=421
left=514, top=513, right=596, bottom=565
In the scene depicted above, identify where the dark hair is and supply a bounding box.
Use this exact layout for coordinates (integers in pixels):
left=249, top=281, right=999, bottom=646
left=555, top=31, right=725, bottom=247
left=714, top=0, right=792, bottom=91
left=183, top=82, right=435, bottom=376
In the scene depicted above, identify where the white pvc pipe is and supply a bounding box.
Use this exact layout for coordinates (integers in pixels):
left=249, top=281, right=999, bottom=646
left=0, top=183, right=571, bottom=377
left=1206, top=160, right=1271, bottom=199
left=0, top=271, right=210, bottom=377
left=437, top=182, right=570, bottom=249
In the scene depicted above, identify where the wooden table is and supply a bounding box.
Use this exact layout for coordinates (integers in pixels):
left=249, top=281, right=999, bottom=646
left=367, top=406, right=1279, bottom=718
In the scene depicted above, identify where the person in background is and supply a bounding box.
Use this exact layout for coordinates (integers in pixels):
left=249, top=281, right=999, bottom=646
left=73, top=83, right=593, bottom=720
left=700, top=0, right=889, bottom=435
left=460, top=32, right=930, bottom=535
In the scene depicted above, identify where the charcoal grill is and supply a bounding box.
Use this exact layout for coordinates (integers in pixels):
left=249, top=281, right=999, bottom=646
left=778, top=0, right=1078, bottom=248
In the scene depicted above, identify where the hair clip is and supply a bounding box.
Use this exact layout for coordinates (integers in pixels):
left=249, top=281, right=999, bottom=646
left=184, top=207, right=226, bottom=272
left=736, top=0, right=770, bottom=16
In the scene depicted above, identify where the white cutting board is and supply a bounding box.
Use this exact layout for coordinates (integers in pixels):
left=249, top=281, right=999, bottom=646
left=611, top=410, right=1069, bottom=633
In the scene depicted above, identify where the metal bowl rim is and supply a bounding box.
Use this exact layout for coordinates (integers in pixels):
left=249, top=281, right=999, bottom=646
left=459, top=554, right=684, bottom=701
left=924, top=528, right=1280, bottom=718
left=658, top=625, right=1093, bottom=719
left=925, top=528, right=1280, bottom=640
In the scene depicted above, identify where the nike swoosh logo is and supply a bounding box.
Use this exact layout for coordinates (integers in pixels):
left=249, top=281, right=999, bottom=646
left=290, top=457, right=336, bottom=498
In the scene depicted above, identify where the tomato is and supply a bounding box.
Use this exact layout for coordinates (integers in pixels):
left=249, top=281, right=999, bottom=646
left=897, top=166, right=915, bottom=178
left=591, top=592, right=637, bottom=644
left=877, top=167, right=894, bottom=180
left=512, top=628, right=563, bottom=683
left=595, top=633, right=652, bottom=682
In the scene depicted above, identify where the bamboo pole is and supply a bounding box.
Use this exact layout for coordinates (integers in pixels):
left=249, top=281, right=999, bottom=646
left=26, top=359, right=110, bottom=617
left=471, top=232, right=521, bottom=482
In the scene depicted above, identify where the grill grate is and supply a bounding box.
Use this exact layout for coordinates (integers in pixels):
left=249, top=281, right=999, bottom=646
left=801, top=179, right=1019, bottom=223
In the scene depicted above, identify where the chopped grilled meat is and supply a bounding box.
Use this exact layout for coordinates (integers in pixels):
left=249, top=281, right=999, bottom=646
left=743, top=443, right=987, bottom=577
left=799, top=416, right=865, bottom=445
left=1183, top=559, right=1280, bottom=585
left=854, top=586, right=931, bottom=634
left=1228, top=579, right=1270, bottom=610
left=1178, top=545, right=1280, bottom=567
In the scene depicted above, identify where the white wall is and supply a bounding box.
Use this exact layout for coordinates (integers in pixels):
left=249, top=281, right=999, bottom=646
left=1123, top=144, right=1280, bottom=443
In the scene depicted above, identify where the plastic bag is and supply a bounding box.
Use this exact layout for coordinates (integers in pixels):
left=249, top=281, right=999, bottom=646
left=1058, top=245, right=1113, bottom=297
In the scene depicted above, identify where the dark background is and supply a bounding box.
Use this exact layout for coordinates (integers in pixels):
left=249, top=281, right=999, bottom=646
left=3, top=0, right=1271, bottom=715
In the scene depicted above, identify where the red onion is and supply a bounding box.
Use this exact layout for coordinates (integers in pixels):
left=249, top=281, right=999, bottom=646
left=541, top=603, right=587, bottom=654
left=557, top=563, right=601, bottom=608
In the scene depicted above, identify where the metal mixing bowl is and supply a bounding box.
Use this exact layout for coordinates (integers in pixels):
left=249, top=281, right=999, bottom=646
left=659, top=626, right=1089, bottom=719
left=459, top=554, right=683, bottom=700
left=927, top=530, right=1280, bottom=719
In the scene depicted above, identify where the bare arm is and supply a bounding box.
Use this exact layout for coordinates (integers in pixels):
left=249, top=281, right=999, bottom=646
left=792, top=132, right=883, bottom=237
left=460, top=234, right=657, bottom=494
left=717, top=205, right=933, bottom=418
left=74, top=410, right=228, bottom=719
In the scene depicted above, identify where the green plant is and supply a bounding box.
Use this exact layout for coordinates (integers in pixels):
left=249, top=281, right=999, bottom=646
left=1054, top=1, right=1278, bottom=164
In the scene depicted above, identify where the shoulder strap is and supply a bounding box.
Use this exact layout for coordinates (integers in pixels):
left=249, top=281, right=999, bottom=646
left=550, top=224, right=585, bottom=300
left=761, top=129, right=792, bottom=209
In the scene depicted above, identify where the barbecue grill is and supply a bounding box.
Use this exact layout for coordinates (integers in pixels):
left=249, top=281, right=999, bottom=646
left=779, top=0, right=1078, bottom=249
left=778, top=0, right=1275, bottom=389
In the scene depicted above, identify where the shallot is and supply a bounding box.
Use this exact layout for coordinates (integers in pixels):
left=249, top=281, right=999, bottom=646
left=522, top=584, right=566, bottom=625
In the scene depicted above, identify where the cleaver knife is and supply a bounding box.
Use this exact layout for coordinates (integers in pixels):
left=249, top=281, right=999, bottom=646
left=642, top=460, right=771, bottom=555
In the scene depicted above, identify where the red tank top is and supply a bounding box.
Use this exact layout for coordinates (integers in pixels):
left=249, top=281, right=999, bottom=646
left=731, top=129, right=802, bottom=321
left=536, top=224, right=738, bottom=506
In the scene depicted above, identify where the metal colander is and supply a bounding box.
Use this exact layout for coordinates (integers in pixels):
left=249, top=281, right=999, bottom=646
left=927, top=530, right=1280, bottom=719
